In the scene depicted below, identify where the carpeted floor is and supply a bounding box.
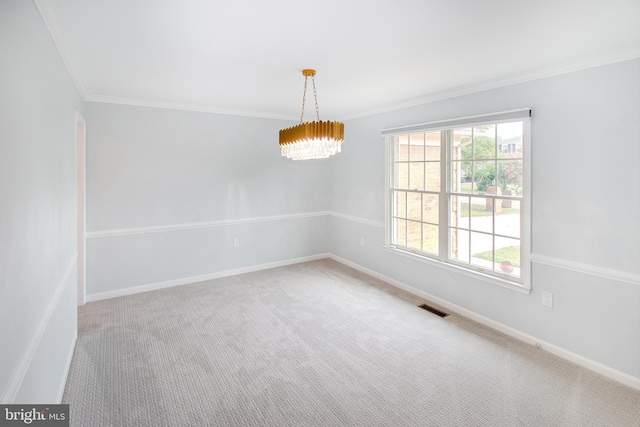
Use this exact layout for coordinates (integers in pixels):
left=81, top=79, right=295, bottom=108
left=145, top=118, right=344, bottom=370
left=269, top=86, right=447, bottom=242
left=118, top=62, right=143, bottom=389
left=63, top=259, right=640, bottom=426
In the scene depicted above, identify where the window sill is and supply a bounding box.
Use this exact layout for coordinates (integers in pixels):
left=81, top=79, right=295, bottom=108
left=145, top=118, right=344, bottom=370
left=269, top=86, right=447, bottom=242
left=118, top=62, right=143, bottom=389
left=384, top=245, right=531, bottom=295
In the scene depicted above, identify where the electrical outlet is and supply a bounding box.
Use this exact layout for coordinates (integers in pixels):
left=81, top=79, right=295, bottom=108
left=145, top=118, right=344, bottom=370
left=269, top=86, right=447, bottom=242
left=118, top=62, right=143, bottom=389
left=360, top=238, right=365, bottom=247
left=233, top=238, right=240, bottom=248
left=541, top=291, right=553, bottom=308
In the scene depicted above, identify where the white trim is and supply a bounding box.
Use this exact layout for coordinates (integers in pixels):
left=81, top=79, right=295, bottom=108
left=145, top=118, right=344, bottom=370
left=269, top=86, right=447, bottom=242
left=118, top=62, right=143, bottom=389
left=381, top=108, right=531, bottom=136
left=1, top=254, right=78, bottom=403
left=86, top=96, right=295, bottom=121
left=85, top=47, right=634, bottom=120
left=76, top=111, right=87, bottom=306
left=78, top=249, right=640, bottom=389
left=531, top=253, right=640, bottom=287
left=87, top=212, right=329, bottom=239
left=86, top=253, right=330, bottom=302
left=87, top=211, right=384, bottom=239
left=384, top=138, right=392, bottom=247
left=343, top=48, right=640, bottom=120
left=86, top=212, right=639, bottom=288
left=328, top=211, right=385, bottom=228
left=31, top=1, right=640, bottom=122
left=33, top=0, right=89, bottom=98
left=55, top=331, right=77, bottom=404
left=520, top=119, right=532, bottom=288
left=328, top=254, right=640, bottom=391
left=328, top=211, right=637, bottom=288
left=384, top=116, right=532, bottom=290
left=384, top=246, right=531, bottom=295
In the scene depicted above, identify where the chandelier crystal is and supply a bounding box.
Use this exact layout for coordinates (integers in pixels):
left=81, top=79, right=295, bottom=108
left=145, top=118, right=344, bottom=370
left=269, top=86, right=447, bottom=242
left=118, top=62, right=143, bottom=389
left=279, top=69, right=344, bottom=160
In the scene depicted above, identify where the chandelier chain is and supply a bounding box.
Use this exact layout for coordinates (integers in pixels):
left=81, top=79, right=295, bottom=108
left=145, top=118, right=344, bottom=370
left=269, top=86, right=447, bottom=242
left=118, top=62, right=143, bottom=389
left=299, top=76, right=308, bottom=124
left=299, top=75, right=321, bottom=124
left=311, top=76, right=320, bottom=121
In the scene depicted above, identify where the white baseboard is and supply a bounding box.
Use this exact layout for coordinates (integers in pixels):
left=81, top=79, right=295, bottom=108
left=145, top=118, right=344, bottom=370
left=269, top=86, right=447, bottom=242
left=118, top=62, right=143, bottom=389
left=328, top=254, right=640, bottom=391
left=83, top=251, right=640, bottom=391
left=86, top=253, right=331, bottom=302
left=1, top=254, right=78, bottom=404
left=56, top=331, right=77, bottom=403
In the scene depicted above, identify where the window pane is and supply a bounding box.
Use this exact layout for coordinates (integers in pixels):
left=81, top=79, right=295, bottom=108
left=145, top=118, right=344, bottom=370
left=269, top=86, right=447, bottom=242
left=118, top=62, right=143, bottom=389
left=409, top=162, right=425, bottom=191
left=407, top=192, right=422, bottom=221
left=450, top=195, right=469, bottom=229
left=449, top=228, right=469, bottom=263
left=407, top=220, right=422, bottom=250
left=422, top=223, right=439, bottom=255
left=409, top=133, right=425, bottom=161
left=394, top=218, right=407, bottom=246
left=389, top=117, right=527, bottom=286
left=497, top=160, right=523, bottom=196
left=451, top=161, right=471, bottom=191
left=422, top=194, right=439, bottom=224
left=425, top=162, right=440, bottom=191
left=473, top=125, right=496, bottom=159
left=453, top=128, right=472, bottom=161
left=470, top=197, right=493, bottom=233
left=473, top=160, right=495, bottom=194
left=495, top=199, right=520, bottom=238
left=495, top=236, right=520, bottom=277
left=470, top=232, right=493, bottom=269
left=425, top=131, right=441, bottom=160
left=395, top=135, right=408, bottom=161
left=464, top=197, right=490, bottom=222
left=395, top=162, right=408, bottom=189
left=394, top=191, right=406, bottom=218
left=497, top=122, right=523, bottom=157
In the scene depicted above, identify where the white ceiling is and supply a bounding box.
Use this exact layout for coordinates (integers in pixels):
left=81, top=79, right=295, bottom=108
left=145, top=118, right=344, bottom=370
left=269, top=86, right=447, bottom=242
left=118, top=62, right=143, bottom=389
left=36, top=0, right=640, bottom=120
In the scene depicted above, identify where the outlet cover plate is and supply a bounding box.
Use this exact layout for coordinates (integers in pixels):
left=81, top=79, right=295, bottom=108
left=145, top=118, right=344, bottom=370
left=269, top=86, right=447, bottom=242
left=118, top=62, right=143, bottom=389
left=541, top=291, right=553, bottom=308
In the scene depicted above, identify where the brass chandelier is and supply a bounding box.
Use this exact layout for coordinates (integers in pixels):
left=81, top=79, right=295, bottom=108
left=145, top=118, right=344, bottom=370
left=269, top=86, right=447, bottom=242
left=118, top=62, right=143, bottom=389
left=279, top=69, right=344, bottom=160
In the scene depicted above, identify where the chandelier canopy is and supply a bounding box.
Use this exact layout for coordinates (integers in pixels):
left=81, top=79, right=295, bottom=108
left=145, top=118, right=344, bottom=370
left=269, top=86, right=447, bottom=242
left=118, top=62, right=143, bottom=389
left=279, top=69, right=344, bottom=160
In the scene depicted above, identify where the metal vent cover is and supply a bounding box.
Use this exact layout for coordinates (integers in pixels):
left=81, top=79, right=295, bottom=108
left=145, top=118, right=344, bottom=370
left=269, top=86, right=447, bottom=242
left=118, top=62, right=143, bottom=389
left=417, top=303, right=449, bottom=318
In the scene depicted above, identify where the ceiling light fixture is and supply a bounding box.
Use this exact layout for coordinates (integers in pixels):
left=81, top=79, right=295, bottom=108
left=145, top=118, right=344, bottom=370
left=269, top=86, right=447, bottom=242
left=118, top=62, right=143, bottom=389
left=279, top=69, right=344, bottom=160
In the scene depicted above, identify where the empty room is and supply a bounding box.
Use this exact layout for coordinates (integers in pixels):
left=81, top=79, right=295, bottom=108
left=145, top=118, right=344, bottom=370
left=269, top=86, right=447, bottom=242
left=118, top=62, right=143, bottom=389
left=1, top=0, right=639, bottom=425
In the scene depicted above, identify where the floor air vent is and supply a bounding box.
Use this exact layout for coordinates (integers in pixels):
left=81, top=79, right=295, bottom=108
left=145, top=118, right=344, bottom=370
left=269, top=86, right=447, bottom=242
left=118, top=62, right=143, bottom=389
left=418, top=303, right=449, bottom=318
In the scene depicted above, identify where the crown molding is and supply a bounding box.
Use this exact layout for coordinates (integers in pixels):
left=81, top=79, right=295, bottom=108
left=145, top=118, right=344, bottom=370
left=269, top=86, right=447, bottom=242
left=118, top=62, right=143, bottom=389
left=33, top=0, right=89, bottom=99
left=342, top=47, right=640, bottom=120
left=93, top=47, right=639, bottom=120
left=85, top=94, right=296, bottom=120
left=33, top=0, right=639, bottom=121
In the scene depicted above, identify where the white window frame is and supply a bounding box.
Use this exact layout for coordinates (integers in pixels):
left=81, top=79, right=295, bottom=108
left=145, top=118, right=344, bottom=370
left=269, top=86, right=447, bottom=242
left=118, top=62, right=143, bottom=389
left=383, top=109, right=531, bottom=293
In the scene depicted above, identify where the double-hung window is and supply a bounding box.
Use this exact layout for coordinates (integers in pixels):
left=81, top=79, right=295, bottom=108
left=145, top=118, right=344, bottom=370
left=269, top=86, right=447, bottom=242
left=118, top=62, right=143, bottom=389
left=384, top=109, right=531, bottom=291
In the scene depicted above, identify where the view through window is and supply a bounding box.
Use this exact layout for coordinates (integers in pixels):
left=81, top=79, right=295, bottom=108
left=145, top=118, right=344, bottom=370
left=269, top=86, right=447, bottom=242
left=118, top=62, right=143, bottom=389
left=387, top=113, right=530, bottom=288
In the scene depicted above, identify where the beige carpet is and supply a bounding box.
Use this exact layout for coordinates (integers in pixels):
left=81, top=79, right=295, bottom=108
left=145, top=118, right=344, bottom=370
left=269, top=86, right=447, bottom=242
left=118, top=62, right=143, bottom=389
left=63, top=259, right=640, bottom=426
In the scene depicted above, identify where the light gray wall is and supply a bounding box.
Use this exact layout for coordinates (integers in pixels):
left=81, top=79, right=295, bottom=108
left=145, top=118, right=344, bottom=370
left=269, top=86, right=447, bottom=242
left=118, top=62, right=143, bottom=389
left=329, top=59, right=640, bottom=378
left=0, top=1, right=84, bottom=403
left=2, top=0, right=637, bottom=402
left=85, top=103, right=330, bottom=295
left=86, top=104, right=330, bottom=230
left=86, top=60, right=639, bottom=381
